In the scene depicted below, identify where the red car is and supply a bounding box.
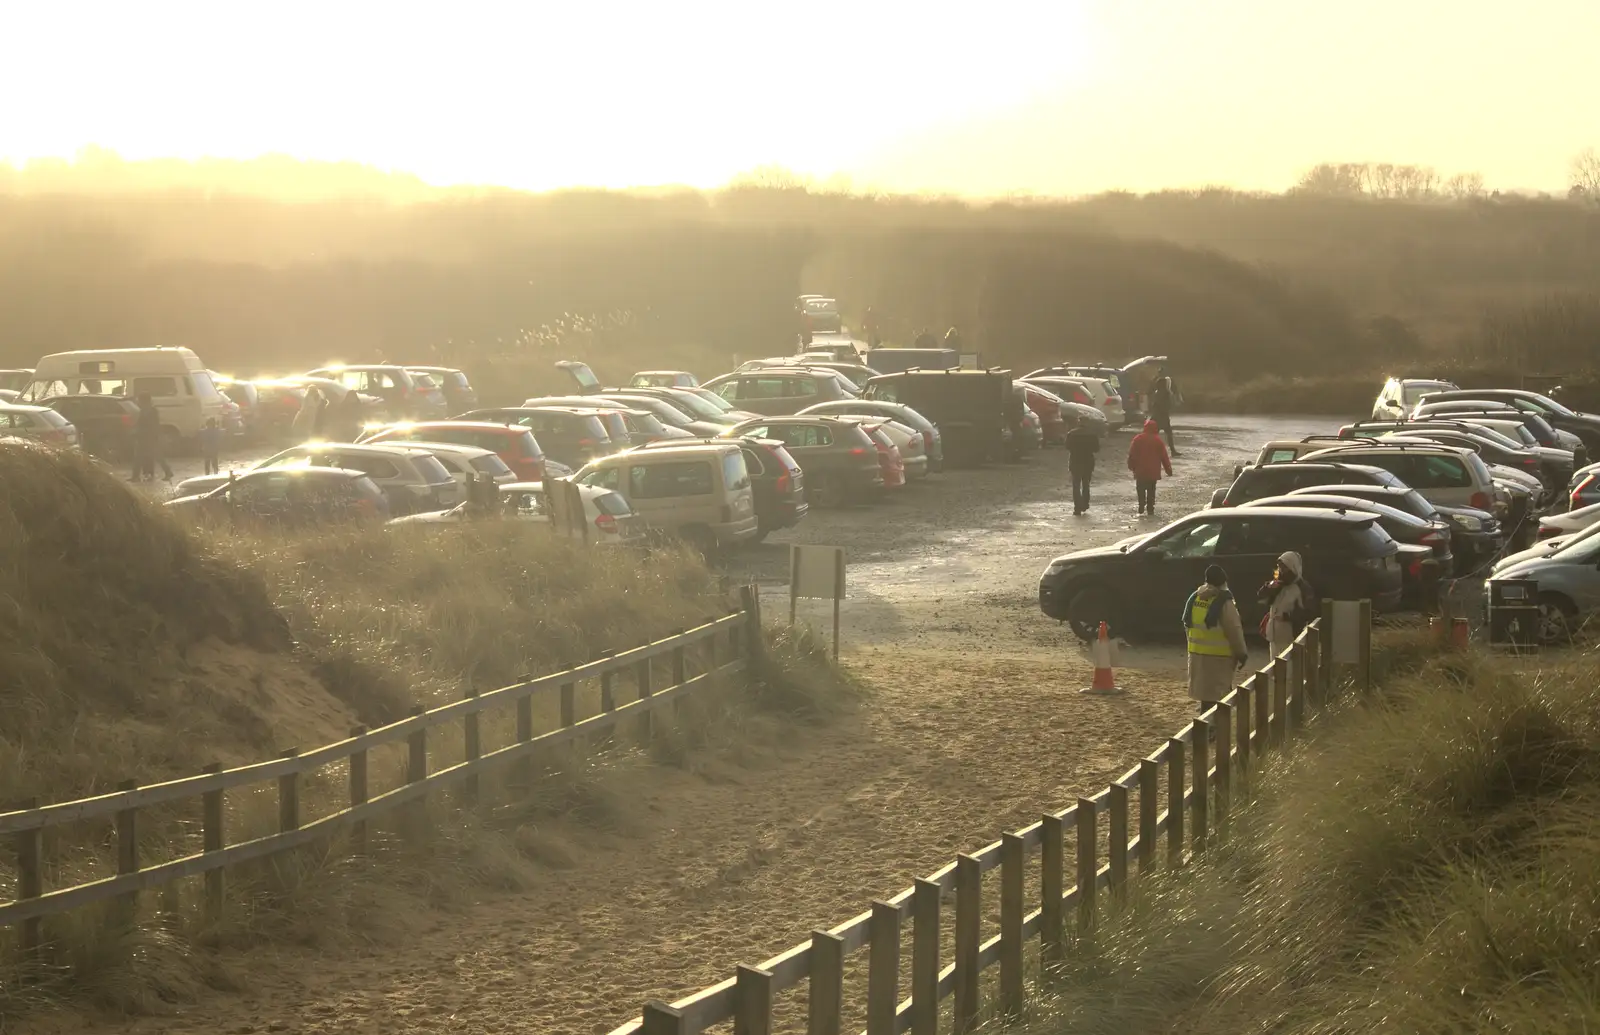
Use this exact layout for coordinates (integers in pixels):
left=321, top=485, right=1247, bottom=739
left=859, top=422, right=906, bottom=490
left=1018, top=383, right=1069, bottom=445
left=360, top=421, right=546, bottom=482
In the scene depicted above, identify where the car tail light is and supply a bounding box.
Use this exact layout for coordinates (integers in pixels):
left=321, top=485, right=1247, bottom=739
left=849, top=446, right=868, bottom=456
left=1538, top=525, right=1559, bottom=539
left=1419, top=529, right=1444, bottom=544
left=594, top=512, right=617, bottom=534
left=1074, top=391, right=1090, bottom=405
left=1573, top=473, right=1595, bottom=505
left=121, top=413, right=135, bottom=430
left=1470, top=491, right=1491, bottom=509
left=1408, top=558, right=1423, bottom=578
left=921, top=429, right=933, bottom=452
left=775, top=469, right=791, bottom=494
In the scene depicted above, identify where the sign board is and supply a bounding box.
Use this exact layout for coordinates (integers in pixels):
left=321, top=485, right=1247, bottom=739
left=1329, top=600, right=1362, bottom=664
left=790, top=545, right=846, bottom=658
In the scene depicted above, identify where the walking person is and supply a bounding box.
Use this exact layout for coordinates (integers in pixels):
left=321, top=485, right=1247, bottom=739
left=199, top=417, right=222, bottom=476
left=862, top=306, right=881, bottom=349
left=1183, top=564, right=1249, bottom=716
left=1149, top=367, right=1180, bottom=457
left=1258, top=551, right=1316, bottom=657
left=1126, top=418, right=1173, bottom=516
left=133, top=393, right=171, bottom=481
left=1063, top=420, right=1100, bottom=515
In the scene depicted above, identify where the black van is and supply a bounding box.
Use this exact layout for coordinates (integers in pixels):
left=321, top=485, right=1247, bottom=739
left=862, top=369, right=1016, bottom=466
left=865, top=348, right=960, bottom=375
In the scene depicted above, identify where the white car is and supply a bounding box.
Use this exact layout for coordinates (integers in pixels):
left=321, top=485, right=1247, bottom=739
left=1538, top=501, right=1600, bottom=540
left=390, top=440, right=517, bottom=487
left=1023, top=375, right=1125, bottom=428
left=1372, top=377, right=1459, bottom=421
left=388, top=480, right=642, bottom=546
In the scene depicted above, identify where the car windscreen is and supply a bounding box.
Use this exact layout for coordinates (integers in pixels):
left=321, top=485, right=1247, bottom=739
left=470, top=454, right=513, bottom=477
left=594, top=491, right=633, bottom=516
left=35, top=408, right=71, bottom=428
left=689, top=389, right=736, bottom=413
left=625, top=411, right=666, bottom=434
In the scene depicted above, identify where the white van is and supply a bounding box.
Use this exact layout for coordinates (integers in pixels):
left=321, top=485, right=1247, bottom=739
left=21, top=347, right=229, bottom=446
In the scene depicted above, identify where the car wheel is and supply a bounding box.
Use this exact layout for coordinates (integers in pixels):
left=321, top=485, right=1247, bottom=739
left=1536, top=592, right=1578, bottom=646
left=1066, top=585, right=1117, bottom=642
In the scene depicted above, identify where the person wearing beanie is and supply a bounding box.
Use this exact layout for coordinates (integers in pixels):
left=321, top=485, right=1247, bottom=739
left=1182, top=564, right=1248, bottom=713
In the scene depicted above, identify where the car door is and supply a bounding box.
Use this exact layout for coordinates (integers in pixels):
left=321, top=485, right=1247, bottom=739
left=1130, top=516, right=1228, bottom=623
left=1216, top=517, right=1296, bottom=631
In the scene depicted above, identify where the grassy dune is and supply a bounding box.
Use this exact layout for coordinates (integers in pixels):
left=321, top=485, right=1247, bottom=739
left=0, top=443, right=856, bottom=1019
left=1019, top=638, right=1600, bottom=1035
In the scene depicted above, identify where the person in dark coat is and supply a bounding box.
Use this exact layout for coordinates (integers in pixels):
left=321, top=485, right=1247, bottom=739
left=1149, top=368, right=1180, bottom=456
left=334, top=387, right=365, bottom=441
left=133, top=393, right=172, bottom=481
left=1063, top=421, right=1101, bottom=515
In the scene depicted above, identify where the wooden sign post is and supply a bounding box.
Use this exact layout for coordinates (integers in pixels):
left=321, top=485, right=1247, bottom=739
left=790, top=545, right=846, bottom=659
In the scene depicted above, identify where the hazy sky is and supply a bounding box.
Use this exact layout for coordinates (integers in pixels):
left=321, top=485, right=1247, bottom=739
left=3, top=0, right=1594, bottom=195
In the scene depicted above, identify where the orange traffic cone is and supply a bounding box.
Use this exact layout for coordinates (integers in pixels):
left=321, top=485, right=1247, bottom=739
left=1081, top=621, right=1122, bottom=694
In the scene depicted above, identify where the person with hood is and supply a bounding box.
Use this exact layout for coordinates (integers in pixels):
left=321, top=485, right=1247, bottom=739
left=1184, top=564, right=1249, bottom=713
left=1063, top=419, right=1100, bottom=515
left=1258, top=551, right=1315, bottom=656
left=1149, top=367, right=1179, bottom=456
left=133, top=392, right=172, bottom=482
left=1126, top=418, right=1173, bottom=516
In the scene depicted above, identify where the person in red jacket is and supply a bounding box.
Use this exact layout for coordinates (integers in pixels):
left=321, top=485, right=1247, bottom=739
left=1127, top=418, right=1174, bottom=515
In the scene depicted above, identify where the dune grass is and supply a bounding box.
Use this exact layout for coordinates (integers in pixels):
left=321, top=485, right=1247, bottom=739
left=0, top=442, right=860, bottom=1023
left=1017, top=641, right=1600, bottom=1035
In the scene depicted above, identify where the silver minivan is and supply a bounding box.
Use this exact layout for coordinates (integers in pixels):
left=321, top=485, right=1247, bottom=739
left=574, top=443, right=759, bottom=552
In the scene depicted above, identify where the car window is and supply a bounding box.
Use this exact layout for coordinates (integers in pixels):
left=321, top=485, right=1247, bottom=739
left=1263, top=448, right=1298, bottom=463
left=722, top=451, right=751, bottom=491
left=629, top=461, right=714, bottom=499
left=35, top=409, right=70, bottom=428
left=340, top=455, right=401, bottom=480
left=741, top=447, right=766, bottom=477
left=745, top=378, right=790, bottom=400
left=1403, top=455, right=1470, bottom=489
left=739, top=425, right=771, bottom=439
left=470, top=454, right=512, bottom=477
left=578, top=466, right=621, bottom=491
left=788, top=378, right=819, bottom=397
left=1219, top=518, right=1303, bottom=556
left=594, top=491, right=633, bottom=517
left=233, top=473, right=296, bottom=503
left=130, top=376, right=179, bottom=397
left=865, top=382, right=898, bottom=403
left=1149, top=520, right=1224, bottom=559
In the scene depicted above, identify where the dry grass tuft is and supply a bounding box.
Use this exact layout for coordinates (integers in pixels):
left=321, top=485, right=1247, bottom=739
left=1020, top=641, right=1600, bottom=1035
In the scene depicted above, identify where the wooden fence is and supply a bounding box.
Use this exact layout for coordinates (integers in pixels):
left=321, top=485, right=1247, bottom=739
left=606, top=599, right=1374, bottom=1035
left=0, top=591, right=765, bottom=954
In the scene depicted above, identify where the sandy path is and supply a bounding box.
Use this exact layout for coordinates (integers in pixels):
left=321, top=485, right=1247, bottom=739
left=35, top=414, right=1328, bottom=1035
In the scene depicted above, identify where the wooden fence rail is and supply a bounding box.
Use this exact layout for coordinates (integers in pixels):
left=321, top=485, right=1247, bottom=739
left=0, top=591, right=764, bottom=943
left=608, top=598, right=1373, bottom=1035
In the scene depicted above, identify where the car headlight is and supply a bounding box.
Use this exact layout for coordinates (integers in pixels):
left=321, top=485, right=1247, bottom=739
left=1451, top=513, right=1484, bottom=532
left=1043, top=560, right=1071, bottom=577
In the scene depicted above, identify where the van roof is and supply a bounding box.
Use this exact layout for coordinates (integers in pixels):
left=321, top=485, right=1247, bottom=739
left=32, top=347, right=204, bottom=372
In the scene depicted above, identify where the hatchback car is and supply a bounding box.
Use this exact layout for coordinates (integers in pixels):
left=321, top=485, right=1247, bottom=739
left=722, top=415, right=885, bottom=504
left=405, top=366, right=479, bottom=412
left=637, top=435, right=807, bottom=540
left=1371, top=377, right=1459, bottom=421
left=43, top=395, right=138, bottom=457
left=390, top=480, right=643, bottom=547
left=174, top=442, right=462, bottom=515
left=395, top=441, right=517, bottom=486
left=357, top=420, right=547, bottom=482
left=1415, top=388, right=1600, bottom=453
left=797, top=399, right=944, bottom=472
left=588, top=393, right=730, bottom=438
left=1242, top=494, right=1452, bottom=600
left=1210, top=461, right=1407, bottom=510
left=611, top=386, right=755, bottom=427
left=1286, top=483, right=1501, bottom=574
left=1039, top=507, right=1404, bottom=640
left=1488, top=526, right=1600, bottom=644
left=1299, top=442, right=1498, bottom=513
left=307, top=365, right=440, bottom=420
left=450, top=407, right=616, bottom=468
left=167, top=466, right=390, bottom=527
left=702, top=369, right=855, bottom=415
left=0, top=403, right=79, bottom=449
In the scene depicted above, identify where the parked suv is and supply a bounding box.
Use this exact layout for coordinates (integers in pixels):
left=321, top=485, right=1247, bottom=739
left=575, top=442, right=759, bottom=552
left=1039, top=507, right=1404, bottom=640
left=396, top=441, right=517, bottom=487
left=722, top=415, right=885, bottom=504
left=1209, top=461, right=1406, bottom=509
left=797, top=399, right=944, bottom=472
left=357, top=420, right=547, bottom=482
left=1287, top=483, right=1502, bottom=573
left=702, top=369, right=856, bottom=415
left=43, top=395, right=138, bottom=457
left=451, top=407, right=617, bottom=467
left=173, top=442, right=462, bottom=515
left=637, top=435, right=807, bottom=540
left=306, top=365, right=441, bottom=420
left=1371, top=377, right=1458, bottom=421
left=1242, top=494, right=1450, bottom=602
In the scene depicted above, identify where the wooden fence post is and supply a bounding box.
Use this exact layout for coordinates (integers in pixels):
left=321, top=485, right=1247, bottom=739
left=1041, top=812, right=1065, bottom=961
left=1290, top=641, right=1307, bottom=732
left=954, top=854, right=982, bottom=1033
left=1108, top=785, right=1129, bottom=903
left=740, top=584, right=764, bottom=658
left=1235, top=680, right=1253, bottom=797
left=1271, top=659, right=1289, bottom=749
left=641, top=1002, right=687, bottom=1035
left=1359, top=599, right=1374, bottom=693
left=808, top=929, right=845, bottom=1035
left=115, top=779, right=140, bottom=929
left=1306, top=625, right=1323, bottom=709
left=278, top=750, right=301, bottom=833
left=911, top=878, right=940, bottom=1035
left=1000, top=833, right=1025, bottom=1017
left=514, top=683, right=536, bottom=789
left=867, top=900, right=901, bottom=1035
left=406, top=705, right=428, bottom=846
left=348, top=725, right=369, bottom=856
left=1076, top=797, right=1097, bottom=935
left=735, top=964, right=774, bottom=1035
left=1254, top=671, right=1270, bottom=755
left=636, top=655, right=654, bottom=741
left=202, top=762, right=225, bottom=923
left=1214, top=703, right=1232, bottom=842
left=560, top=681, right=577, bottom=730
left=463, top=688, right=482, bottom=807
left=1191, top=724, right=1209, bottom=855
left=1320, top=600, right=1335, bottom=699
left=672, top=636, right=687, bottom=688
left=13, top=797, right=41, bottom=960
left=1167, top=739, right=1186, bottom=867
left=1138, top=761, right=1158, bottom=875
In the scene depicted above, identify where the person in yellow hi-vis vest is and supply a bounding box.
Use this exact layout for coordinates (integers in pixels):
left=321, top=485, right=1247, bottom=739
left=1182, top=564, right=1249, bottom=714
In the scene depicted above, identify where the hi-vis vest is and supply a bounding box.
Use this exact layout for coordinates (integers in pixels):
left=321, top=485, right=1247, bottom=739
left=1186, top=600, right=1234, bottom=657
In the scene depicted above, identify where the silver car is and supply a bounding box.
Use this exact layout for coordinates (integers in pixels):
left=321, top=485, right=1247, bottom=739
left=1488, top=520, right=1600, bottom=643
